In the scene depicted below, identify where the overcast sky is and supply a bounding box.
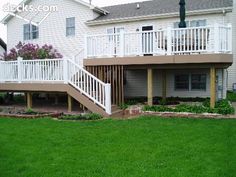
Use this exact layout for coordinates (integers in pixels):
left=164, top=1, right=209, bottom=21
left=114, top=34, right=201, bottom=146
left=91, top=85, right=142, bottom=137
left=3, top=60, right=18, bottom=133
left=0, top=0, right=148, bottom=42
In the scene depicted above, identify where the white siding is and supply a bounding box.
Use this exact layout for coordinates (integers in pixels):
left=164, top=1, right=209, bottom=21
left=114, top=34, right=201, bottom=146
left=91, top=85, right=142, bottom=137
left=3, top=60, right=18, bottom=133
left=88, top=14, right=226, bottom=35
left=7, top=0, right=99, bottom=60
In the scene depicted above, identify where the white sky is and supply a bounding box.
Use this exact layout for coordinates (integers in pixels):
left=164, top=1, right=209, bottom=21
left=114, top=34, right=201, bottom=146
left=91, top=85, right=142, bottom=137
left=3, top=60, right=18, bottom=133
left=0, top=0, right=148, bottom=43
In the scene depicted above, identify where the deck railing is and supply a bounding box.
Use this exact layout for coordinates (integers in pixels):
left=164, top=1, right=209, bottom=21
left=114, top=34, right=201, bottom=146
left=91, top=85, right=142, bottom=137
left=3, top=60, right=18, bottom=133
left=0, top=58, right=111, bottom=115
left=86, top=24, right=232, bottom=58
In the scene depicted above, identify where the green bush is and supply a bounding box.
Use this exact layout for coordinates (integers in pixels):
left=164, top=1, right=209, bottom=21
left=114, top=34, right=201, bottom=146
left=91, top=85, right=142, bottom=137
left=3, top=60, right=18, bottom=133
left=119, top=104, right=129, bottom=110
left=143, top=99, right=234, bottom=115
left=214, top=100, right=235, bottom=115
left=60, top=113, right=103, bottom=120
left=84, top=113, right=103, bottom=120
left=175, top=104, right=208, bottom=114
left=227, top=91, right=236, bottom=102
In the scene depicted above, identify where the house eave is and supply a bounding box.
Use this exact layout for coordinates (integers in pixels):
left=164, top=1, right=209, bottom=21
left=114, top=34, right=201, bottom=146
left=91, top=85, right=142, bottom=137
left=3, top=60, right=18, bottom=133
left=86, top=7, right=233, bottom=26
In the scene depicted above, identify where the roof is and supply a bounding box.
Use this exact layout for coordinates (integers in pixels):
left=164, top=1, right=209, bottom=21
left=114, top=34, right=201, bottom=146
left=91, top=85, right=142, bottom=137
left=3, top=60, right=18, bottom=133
left=87, top=0, right=233, bottom=25
left=1, top=0, right=109, bottom=24
left=0, top=38, right=6, bottom=51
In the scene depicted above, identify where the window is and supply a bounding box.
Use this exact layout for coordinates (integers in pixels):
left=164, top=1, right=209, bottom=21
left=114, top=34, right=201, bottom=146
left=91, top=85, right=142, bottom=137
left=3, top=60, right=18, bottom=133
left=174, top=21, right=190, bottom=28
left=107, top=27, right=124, bottom=34
left=173, top=20, right=206, bottom=28
left=190, top=20, right=206, bottom=27
left=175, top=74, right=189, bottom=90
left=23, top=24, right=39, bottom=40
left=191, top=74, right=207, bottom=90
left=66, top=17, right=75, bottom=36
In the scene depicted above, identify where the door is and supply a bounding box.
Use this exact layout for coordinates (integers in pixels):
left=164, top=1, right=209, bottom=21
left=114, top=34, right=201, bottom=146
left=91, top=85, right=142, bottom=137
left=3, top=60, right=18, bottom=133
left=107, top=27, right=124, bottom=56
left=142, top=26, right=153, bottom=56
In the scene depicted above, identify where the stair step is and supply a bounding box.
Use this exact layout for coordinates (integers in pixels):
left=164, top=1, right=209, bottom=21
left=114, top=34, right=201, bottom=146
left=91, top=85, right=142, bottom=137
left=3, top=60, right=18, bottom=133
left=111, top=109, right=124, bottom=118
left=112, top=105, right=120, bottom=112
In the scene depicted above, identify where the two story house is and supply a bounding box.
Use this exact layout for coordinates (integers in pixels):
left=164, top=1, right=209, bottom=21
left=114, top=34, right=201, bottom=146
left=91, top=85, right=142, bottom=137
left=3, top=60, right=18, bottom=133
left=0, top=0, right=235, bottom=116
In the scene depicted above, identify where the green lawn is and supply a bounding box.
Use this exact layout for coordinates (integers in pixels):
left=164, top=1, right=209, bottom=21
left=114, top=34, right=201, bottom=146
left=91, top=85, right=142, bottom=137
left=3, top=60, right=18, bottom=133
left=0, top=116, right=236, bottom=177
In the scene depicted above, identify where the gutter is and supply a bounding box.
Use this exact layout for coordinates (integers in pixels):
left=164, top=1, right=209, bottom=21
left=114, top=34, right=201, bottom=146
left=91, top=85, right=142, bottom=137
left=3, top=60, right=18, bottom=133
left=86, top=7, right=233, bottom=26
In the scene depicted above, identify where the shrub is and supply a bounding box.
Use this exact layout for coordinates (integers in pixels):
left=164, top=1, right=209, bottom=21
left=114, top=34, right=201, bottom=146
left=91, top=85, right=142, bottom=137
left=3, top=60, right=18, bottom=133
left=214, top=100, right=235, bottom=115
left=3, top=42, right=63, bottom=61
left=119, top=104, right=129, bottom=110
left=174, top=104, right=212, bottom=114
left=60, top=113, right=103, bottom=120
left=84, top=113, right=103, bottom=120
left=227, top=91, right=236, bottom=102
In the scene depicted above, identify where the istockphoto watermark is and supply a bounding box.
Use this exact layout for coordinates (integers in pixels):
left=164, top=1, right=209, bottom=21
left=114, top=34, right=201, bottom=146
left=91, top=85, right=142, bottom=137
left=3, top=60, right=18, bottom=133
left=2, top=3, right=58, bottom=13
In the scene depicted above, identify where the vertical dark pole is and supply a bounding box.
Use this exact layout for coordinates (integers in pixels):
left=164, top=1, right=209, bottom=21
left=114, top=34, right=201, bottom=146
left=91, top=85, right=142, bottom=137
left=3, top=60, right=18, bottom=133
left=179, top=0, right=186, bottom=28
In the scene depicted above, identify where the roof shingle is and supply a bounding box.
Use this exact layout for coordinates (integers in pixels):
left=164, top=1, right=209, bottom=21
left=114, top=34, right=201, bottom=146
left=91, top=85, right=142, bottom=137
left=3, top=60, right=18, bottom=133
left=90, top=0, right=233, bottom=22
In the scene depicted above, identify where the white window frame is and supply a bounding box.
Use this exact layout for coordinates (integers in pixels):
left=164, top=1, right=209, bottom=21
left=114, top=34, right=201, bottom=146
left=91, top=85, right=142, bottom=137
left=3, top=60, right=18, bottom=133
left=23, top=24, right=39, bottom=41
left=66, top=17, right=75, bottom=37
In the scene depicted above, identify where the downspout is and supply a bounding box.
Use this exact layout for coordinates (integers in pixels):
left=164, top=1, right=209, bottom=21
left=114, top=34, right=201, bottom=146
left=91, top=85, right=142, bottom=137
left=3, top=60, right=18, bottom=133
left=226, top=69, right=229, bottom=92
left=222, top=9, right=226, bottom=25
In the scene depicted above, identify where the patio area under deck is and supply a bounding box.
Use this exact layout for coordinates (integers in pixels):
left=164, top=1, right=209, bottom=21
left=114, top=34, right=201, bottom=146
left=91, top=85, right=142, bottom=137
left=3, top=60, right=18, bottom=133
left=85, top=61, right=233, bottom=109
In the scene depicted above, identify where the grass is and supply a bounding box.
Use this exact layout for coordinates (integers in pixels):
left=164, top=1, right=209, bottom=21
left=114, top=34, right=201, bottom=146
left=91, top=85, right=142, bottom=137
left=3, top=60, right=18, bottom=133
left=0, top=116, right=236, bottom=177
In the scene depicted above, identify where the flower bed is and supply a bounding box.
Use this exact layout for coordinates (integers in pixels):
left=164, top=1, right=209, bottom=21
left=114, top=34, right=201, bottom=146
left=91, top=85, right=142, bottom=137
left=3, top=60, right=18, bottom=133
left=143, top=100, right=235, bottom=115
left=0, top=107, right=62, bottom=119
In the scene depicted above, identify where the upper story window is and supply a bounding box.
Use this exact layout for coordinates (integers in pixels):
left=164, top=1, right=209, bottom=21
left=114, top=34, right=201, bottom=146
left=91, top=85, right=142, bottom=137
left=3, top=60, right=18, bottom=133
left=107, top=27, right=124, bottom=41
left=66, top=17, right=75, bottom=36
left=107, top=27, right=124, bottom=34
left=23, top=24, right=39, bottom=40
left=173, top=20, right=207, bottom=28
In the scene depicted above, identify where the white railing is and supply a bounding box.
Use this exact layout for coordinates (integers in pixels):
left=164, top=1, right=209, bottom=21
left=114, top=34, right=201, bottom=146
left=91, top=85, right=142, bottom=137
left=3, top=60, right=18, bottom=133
left=21, top=59, right=64, bottom=82
left=0, top=58, right=111, bottom=115
left=67, top=60, right=111, bottom=114
left=87, top=33, right=121, bottom=58
left=86, top=24, right=232, bottom=58
left=0, top=61, right=18, bottom=82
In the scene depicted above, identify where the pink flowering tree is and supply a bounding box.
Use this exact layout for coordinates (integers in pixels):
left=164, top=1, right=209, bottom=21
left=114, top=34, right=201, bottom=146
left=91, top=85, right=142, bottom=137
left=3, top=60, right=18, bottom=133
left=2, top=42, right=63, bottom=61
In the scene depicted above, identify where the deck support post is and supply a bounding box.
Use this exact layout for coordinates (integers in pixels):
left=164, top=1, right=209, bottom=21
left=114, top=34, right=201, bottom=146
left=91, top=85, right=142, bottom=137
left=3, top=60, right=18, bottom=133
left=162, top=70, right=167, bottom=101
left=147, top=68, right=153, bottom=106
left=68, top=95, right=72, bottom=112
left=26, top=92, right=32, bottom=109
left=210, top=67, right=216, bottom=108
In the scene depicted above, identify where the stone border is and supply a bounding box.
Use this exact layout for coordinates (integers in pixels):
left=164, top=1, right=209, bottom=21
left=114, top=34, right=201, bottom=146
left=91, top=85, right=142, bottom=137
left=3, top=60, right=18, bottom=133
left=140, top=111, right=236, bottom=119
left=0, top=112, right=63, bottom=119
left=123, top=105, right=236, bottom=119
